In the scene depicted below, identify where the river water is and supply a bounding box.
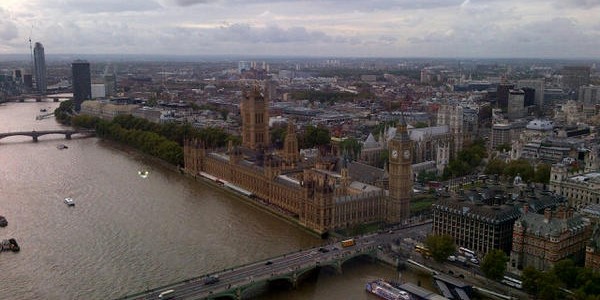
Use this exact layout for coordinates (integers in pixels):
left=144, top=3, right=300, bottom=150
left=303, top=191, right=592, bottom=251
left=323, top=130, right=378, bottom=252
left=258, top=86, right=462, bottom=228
left=0, top=101, right=429, bottom=300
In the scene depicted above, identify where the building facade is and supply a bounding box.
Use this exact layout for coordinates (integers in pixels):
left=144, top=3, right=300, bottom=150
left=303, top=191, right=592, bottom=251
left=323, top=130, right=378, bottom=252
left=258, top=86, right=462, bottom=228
left=549, top=163, right=600, bottom=206
left=72, top=60, right=92, bottom=112
left=432, top=192, right=521, bottom=256
left=510, top=206, right=591, bottom=273
left=33, top=42, right=47, bottom=94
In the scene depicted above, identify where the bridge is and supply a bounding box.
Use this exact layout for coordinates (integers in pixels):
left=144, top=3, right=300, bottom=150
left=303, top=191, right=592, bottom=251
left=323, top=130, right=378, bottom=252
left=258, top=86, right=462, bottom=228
left=0, top=129, right=95, bottom=143
left=116, top=223, right=431, bottom=300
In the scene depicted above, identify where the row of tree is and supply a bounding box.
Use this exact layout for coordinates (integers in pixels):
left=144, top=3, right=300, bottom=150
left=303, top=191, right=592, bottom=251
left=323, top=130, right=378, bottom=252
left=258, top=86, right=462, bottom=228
left=485, top=158, right=551, bottom=184
left=55, top=101, right=234, bottom=166
left=522, top=260, right=600, bottom=300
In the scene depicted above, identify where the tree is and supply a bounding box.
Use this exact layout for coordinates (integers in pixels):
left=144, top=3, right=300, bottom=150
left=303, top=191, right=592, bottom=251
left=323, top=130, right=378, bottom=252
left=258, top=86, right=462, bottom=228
left=485, top=158, right=506, bottom=177
left=522, top=266, right=541, bottom=295
left=417, top=171, right=438, bottom=184
left=480, top=249, right=508, bottom=280
left=339, top=137, right=362, bottom=161
left=301, top=125, right=330, bottom=149
left=552, top=259, right=579, bottom=289
left=534, top=163, right=551, bottom=184
left=424, top=234, right=456, bottom=263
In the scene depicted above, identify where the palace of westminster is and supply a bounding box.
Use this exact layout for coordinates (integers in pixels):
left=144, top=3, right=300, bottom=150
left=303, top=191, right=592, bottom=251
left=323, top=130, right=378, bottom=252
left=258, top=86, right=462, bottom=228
left=184, top=85, right=414, bottom=235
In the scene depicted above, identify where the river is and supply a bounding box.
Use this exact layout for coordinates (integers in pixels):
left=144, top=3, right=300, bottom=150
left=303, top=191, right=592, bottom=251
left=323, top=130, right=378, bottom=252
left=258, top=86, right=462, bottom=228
left=0, top=101, right=430, bottom=300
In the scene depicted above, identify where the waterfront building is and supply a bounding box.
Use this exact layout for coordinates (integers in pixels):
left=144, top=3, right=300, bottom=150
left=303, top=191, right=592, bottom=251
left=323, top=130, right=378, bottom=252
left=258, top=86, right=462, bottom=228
left=80, top=100, right=139, bottom=120
left=510, top=205, right=591, bottom=273
left=183, top=85, right=413, bottom=234
left=33, top=42, right=47, bottom=93
left=72, top=60, right=92, bottom=112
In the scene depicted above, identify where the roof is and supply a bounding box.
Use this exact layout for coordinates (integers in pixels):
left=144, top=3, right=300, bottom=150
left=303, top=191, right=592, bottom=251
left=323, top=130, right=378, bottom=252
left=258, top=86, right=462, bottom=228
left=519, top=210, right=589, bottom=238
left=348, top=161, right=386, bottom=184
left=363, top=133, right=380, bottom=149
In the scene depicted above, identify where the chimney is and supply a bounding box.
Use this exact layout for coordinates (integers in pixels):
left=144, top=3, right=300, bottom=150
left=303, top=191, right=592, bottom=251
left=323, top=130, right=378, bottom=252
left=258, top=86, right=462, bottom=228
left=557, top=206, right=566, bottom=219
left=544, top=208, right=552, bottom=223
left=523, top=204, right=529, bottom=214
left=568, top=207, right=575, bottom=219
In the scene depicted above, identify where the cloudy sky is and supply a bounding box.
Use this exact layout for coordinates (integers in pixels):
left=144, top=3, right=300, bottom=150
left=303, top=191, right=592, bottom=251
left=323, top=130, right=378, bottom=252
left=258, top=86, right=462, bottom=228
left=1, top=0, right=599, bottom=58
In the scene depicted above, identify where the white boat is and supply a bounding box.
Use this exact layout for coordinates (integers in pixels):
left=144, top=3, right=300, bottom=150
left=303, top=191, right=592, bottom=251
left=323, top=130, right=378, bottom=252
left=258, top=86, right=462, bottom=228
left=138, top=170, right=149, bottom=178
left=64, top=197, right=75, bottom=206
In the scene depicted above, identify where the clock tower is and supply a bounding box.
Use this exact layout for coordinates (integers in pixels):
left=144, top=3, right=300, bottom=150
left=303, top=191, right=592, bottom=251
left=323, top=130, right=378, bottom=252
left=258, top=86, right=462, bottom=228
left=387, top=118, right=413, bottom=224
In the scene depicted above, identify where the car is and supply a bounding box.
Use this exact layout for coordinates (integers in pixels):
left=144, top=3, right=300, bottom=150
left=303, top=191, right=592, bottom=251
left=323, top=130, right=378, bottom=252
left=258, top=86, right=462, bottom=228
left=318, top=247, right=329, bottom=253
left=158, top=289, right=175, bottom=299
left=204, top=275, right=219, bottom=285
left=447, top=255, right=456, bottom=262
left=470, top=258, right=479, bottom=264
left=265, top=261, right=273, bottom=265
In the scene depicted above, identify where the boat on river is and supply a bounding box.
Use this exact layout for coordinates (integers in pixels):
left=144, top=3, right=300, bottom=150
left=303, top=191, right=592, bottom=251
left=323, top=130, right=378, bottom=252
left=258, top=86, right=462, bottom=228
left=0, top=215, right=7, bottom=227
left=1, top=238, right=20, bottom=252
left=64, top=197, right=75, bottom=206
left=366, top=279, right=411, bottom=300
left=57, top=144, right=68, bottom=150
left=138, top=170, right=149, bottom=178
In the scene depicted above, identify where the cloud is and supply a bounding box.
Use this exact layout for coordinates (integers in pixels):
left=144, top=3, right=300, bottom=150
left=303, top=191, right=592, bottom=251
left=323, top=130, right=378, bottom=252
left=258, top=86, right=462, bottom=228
left=0, top=8, right=18, bottom=41
left=172, top=0, right=214, bottom=6
left=555, top=0, right=600, bottom=9
left=214, top=23, right=335, bottom=44
left=61, top=0, right=162, bottom=13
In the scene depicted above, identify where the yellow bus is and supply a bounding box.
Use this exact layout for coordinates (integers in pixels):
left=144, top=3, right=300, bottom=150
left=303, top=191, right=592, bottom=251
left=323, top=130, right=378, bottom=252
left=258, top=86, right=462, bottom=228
left=415, top=244, right=431, bottom=256
left=341, top=239, right=355, bottom=248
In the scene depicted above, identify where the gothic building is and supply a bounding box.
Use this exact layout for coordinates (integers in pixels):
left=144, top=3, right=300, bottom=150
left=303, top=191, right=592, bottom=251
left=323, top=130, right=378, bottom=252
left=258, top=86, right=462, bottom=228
left=184, top=85, right=413, bottom=234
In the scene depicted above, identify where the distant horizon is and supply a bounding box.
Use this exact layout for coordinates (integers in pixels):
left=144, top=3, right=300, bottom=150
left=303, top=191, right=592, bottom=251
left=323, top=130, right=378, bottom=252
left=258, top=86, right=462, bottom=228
left=0, top=53, right=598, bottom=64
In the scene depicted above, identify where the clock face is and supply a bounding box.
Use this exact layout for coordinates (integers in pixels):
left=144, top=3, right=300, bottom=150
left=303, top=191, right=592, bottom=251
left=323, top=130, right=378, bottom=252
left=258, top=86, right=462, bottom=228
left=403, top=150, right=410, bottom=159
left=391, top=150, right=398, bottom=159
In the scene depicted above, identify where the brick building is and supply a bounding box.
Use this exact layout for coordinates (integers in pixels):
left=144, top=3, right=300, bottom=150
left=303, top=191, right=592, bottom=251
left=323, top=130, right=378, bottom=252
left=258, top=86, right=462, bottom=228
left=510, top=205, right=591, bottom=273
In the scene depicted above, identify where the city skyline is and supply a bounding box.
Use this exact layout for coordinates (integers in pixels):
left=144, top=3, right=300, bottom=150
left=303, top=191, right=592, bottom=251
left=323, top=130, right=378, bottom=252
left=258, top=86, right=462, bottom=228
left=0, top=0, right=600, bottom=59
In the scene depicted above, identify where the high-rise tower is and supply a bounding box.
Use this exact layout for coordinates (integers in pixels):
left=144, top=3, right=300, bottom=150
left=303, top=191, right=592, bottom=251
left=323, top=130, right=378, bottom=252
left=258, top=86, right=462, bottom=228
left=33, top=42, right=47, bottom=93
left=387, top=115, right=413, bottom=223
left=240, top=84, right=270, bottom=150
left=72, top=60, right=91, bottom=112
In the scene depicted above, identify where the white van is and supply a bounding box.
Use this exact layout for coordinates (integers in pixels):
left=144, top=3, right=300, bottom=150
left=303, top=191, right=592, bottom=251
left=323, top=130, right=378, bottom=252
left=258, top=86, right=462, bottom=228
left=158, top=289, right=175, bottom=299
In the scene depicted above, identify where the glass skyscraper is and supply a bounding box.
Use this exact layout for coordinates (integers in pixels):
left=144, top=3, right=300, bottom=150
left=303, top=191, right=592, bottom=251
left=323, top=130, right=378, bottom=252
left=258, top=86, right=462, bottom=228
left=72, top=60, right=91, bottom=112
left=33, top=42, right=47, bottom=93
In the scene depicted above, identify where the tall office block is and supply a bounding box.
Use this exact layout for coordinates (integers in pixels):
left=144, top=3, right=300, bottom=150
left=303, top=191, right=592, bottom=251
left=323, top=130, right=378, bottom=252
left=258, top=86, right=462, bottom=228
left=507, top=89, right=525, bottom=120
left=562, top=66, right=590, bottom=92
left=33, top=42, right=47, bottom=93
left=496, top=83, right=514, bottom=109
left=517, top=79, right=544, bottom=108
left=72, top=60, right=91, bottom=112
